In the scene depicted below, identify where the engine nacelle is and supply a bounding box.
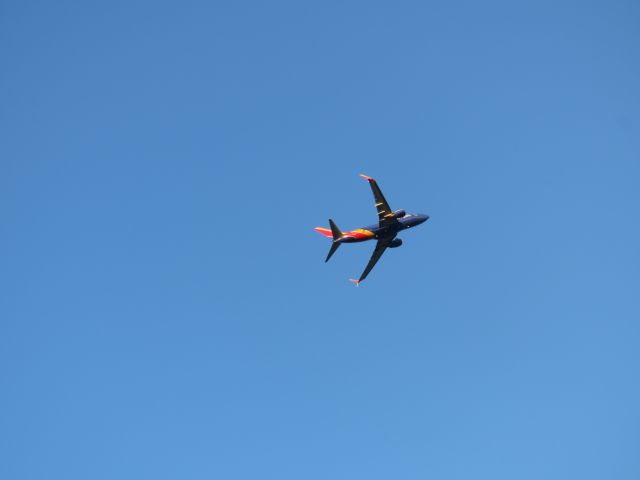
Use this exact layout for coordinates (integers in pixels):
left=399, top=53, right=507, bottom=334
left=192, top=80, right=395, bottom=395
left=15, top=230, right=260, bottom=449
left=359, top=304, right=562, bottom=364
left=392, top=209, right=406, bottom=219
left=388, top=238, right=403, bottom=248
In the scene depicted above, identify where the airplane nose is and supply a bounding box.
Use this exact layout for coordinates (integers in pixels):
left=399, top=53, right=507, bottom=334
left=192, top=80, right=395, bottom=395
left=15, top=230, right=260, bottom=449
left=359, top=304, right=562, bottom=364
left=420, top=214, right=430, bottom=224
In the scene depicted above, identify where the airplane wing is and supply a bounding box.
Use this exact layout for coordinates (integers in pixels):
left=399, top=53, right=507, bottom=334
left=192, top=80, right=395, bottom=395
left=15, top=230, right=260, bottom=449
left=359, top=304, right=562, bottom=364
left=351, top=236, right=395, bottom=284
left=360, top=174, right=399, bottom=227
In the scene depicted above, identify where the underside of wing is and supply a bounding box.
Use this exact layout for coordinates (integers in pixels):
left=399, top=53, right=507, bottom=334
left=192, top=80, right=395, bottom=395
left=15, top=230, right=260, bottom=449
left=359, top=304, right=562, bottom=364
left=360, top=174, right=398, bottom=227
left=352, top=236, right=395, bottom=284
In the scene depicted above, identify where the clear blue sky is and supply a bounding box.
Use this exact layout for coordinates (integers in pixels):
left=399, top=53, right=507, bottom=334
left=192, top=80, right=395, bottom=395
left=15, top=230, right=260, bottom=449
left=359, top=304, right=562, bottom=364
left=2, top=1, right=639, bottom=478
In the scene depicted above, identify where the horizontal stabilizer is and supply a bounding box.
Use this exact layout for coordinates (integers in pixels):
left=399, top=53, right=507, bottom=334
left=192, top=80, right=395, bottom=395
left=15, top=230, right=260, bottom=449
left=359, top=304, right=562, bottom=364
left=321, top=219, right=343, bottom=263
left=325, top=241, right=340, bottom=262
left=328, top=219, right=342, bottom=240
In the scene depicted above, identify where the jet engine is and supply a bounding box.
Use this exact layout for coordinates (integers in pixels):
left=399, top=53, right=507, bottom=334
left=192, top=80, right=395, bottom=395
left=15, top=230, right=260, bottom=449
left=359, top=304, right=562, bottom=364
left=392, top=209, right=406, bottom=218
left=388, top=238, right=403, bottom=248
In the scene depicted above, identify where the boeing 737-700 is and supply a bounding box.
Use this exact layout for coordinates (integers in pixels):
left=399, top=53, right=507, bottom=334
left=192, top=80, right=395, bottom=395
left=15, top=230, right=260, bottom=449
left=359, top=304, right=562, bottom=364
left=315, top=174, right=429, bottom=284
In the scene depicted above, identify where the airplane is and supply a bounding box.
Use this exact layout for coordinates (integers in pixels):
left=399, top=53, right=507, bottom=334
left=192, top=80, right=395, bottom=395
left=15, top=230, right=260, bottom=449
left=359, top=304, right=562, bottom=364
left=315, top=174, right=429, bottom=284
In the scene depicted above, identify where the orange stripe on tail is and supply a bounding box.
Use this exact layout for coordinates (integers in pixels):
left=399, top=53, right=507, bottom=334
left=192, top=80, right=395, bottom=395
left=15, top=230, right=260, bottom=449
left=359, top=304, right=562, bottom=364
left=314, top=227, right=333, bottom=238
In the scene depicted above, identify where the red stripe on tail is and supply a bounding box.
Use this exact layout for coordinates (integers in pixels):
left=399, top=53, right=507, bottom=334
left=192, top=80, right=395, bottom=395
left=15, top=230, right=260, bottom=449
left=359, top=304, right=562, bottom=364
left=314, top=227, right=333, bottom=238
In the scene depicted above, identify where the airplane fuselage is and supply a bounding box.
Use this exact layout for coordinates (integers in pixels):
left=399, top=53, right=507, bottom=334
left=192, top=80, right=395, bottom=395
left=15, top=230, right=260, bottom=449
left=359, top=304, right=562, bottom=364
left=335, top=213, right=429, bottom=243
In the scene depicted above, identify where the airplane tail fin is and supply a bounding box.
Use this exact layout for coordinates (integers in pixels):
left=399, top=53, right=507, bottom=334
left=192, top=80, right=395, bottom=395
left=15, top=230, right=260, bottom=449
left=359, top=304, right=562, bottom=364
left=325, top=219, right=343, bottom=263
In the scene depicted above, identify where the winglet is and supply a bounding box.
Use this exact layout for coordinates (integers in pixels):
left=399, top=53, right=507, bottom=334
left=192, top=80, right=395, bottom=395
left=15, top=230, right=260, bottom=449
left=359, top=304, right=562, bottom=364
left=359, top=173, right=374, bottom=182
left=349, top=278, right=361, bottom=286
